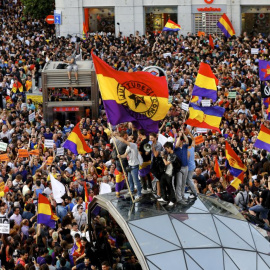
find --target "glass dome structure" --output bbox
[89,192,270,270]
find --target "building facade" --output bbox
[55,0,270,37]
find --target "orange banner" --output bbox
[195,135,204,145]
[0,154,9,161]
[29,149,39,156]
[47,156,54,165]
[18,149,29,158]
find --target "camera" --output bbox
[125,166,131,173]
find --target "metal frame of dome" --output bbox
[88,192,270,270]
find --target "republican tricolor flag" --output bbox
[217,13,235,38]
[162,19,181,32]
[192,62,218,102]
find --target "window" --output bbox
[194,13,223,35]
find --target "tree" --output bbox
[21,0,54,19]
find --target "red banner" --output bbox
[53,107,79,112]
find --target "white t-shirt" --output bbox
[126,143,140,166]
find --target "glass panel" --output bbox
[129,224,179,256]
[225,249,256,270]
[259,254,270,267]
[224,251,239,270]
[215,215,255,249]
[249,224,270,254]
[111,198,167,221]
[177,214,221,245]
[184,252,203,270]
[147,260,161,270]
[213,217,254,250]
[147,250,186,270]
[189,197,210,212]
[257,254,270,270]
[171,218,219,248]
[129,215,181,247]
[186,248,223,269]
[199,195,245,220]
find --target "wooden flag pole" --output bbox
[108,123,135,203]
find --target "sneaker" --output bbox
[183,197,189,202]
[189,194,197,200]
[69,79,72,84]
[157,198,167,203]
[153,194,161,199]
[134,196,142,203]
[168,201,174,207]
[75,79,79,84]
[141,189,148,194]
[178,199,188,205]
[147,188,152,192]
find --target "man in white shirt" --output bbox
[114,133,142,201]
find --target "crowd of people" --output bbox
[0,0,269,269]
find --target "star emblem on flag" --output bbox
[261,64,270,80]
[128,94,146,108]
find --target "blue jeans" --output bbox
[128,165,142,196]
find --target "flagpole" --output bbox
[108,123,135,203]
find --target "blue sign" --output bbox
[54,10,61,25]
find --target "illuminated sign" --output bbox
[197,7,221,11]
[53,107,80,112]
[204,0,214,4]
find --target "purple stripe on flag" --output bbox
[217,22,232,38]
[259,60,270,81]
[115,180,125,193]
[192,86,217,101]
[37,213,56,228]
[103,100,159,134]
[162,27,180,32]
[254,139,270,152]
[62,140,78,155]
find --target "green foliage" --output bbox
[21,0,54,19]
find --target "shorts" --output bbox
[67,64,78,72]
[249,204,269,219]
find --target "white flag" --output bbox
[50,173,66,203]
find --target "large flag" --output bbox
[63,123,92,155]
[37,194,59,228]
[192,62,218,101]
[225,141,247,177]
[254,124,270,152]
[214,158,222,178]
[92,53,171,133]
[11,81,23,93]
[227,171,244,194]
[185,103,225,133]
[50,173,66,203]
[217,13,235,38]
[162,19,181,32]
[259,60,270,81]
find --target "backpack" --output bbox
[239,191,249,210]
[220,191,234,204]
[171,154,182,175]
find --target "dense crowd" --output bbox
[0,0,270,269]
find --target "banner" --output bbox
[29,149,39,156]
[0,154,9,161]
[0,218,10,234]
[201,100,211,107]
[228,91,237,98]
[0,142,7,152]
[47,156,54,165]
[18,149,29,158]
[195,135,204,145]
[196,128,208,133]
[181,102,189,111]
[56,148,64,156]
[45,140,54,148]
[28,112,35,122]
